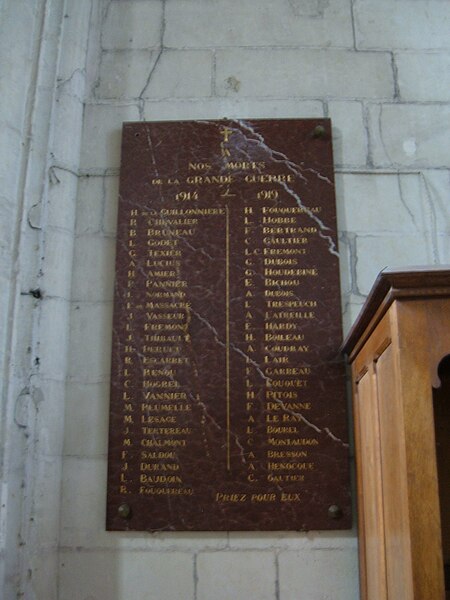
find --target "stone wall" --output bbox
[1,0,449,598]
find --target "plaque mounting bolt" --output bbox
[313,125,326,138]
[328,504,343,519]
[118,503,131,519]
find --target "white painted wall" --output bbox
[1,0,449,598]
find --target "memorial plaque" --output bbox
[107,119,351,531]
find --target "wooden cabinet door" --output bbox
[352,300,447,600]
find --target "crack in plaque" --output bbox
[179,237,216,262]
[200,119,340,258]
[190,307,348,448]
[236,119,339,255]
[145,129,163,181]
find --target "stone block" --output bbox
[396,52,450,102]
[355,234,431,295]
[5,292,34,381]
[52,90,84,171]
[143,98,324,122]
[227,529,357,551]
[80,103,140,171]
[0,275,10,375]
[1,73,27,138]
[63,381,109,457]
[57,0,91,80]
[39,298,71,381]
[0,1,36,128]
[30,454,63,546]
[0,125,22,197]
[47,169,78,232]
[369,104,450,168]
[59,548,194,600]
[279,548,359,599]
[437,234,450,264]
[354,0,450,50]
[28,548,59,600]
[35,378,66,457]
[141,50,213,99]
[216,49,394,99]
[337,173,423,234]
[197,551,276,600]
[329,101,368,167]
[0,197,14,278]
[337,231,353,299]
[67,302,113,383]
[165,0,353,48]
[102,176,120,235]
[96,50,155,99]
[42,229,74,299]
[60,456,108,541]
[102,0,164,49]
[415,170,450,263]
[71,234,116,303]
[75,176,104,234]
[342,299,366,337]
[405,170,450,234]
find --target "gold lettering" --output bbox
[245,173,294,184]
[188,162,211,171]
[226,161,265,170]
[267,474,304,482]
[251,493,276,502]
[281,493,302,502]
[215,493,247,503]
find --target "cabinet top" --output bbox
[342,266,450,356]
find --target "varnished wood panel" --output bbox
[375,341,413,599]
[356,367,387,600]
[352,373,368,599]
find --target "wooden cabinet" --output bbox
[343,268,450,600]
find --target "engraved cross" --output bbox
[220,126,233,142]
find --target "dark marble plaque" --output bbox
[106,119,351,531]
